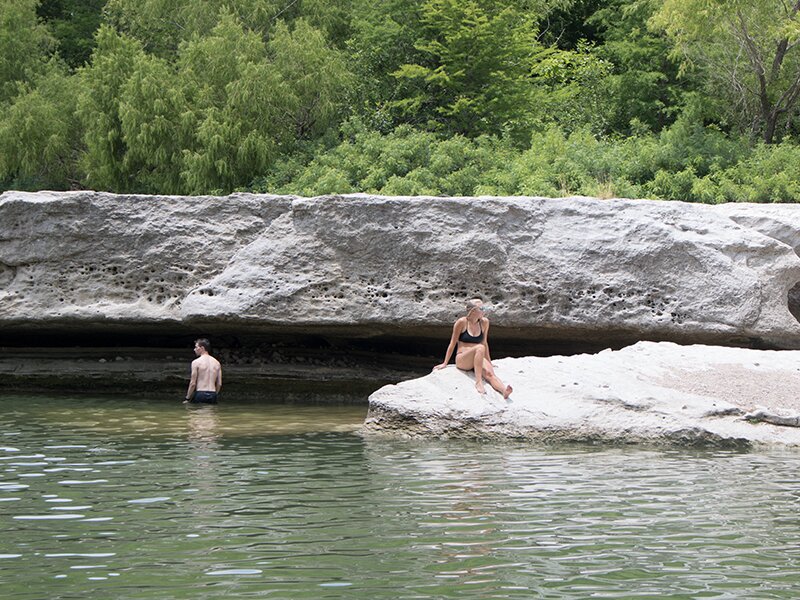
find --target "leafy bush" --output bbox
[252,120,512,196]
[698,141,800,203]
[252,117,799,204]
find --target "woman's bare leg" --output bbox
[472,346,486,393]
[483,360,513,399]
[456,345,487,394]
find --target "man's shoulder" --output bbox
[200,355,221,368]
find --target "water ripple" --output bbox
[206,569,263,576]
[14,514,85,520]
[128,497,171,504]
[3,395,800,599]
[57,479,108,485]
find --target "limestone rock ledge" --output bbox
[1,191,799,349]
[363,342,800,447]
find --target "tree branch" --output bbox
[731,10,776,128]
[732,11,767,84]
[771,39,789,81]
[776,72,800,112]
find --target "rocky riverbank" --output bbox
[2,191,799,409]
[364,342,800,446]
[0,343,429,400]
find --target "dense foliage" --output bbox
[2,0,799,201]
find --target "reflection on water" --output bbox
[2,394,800,599]
[187,405,221,444]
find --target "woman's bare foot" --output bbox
[475,380,486,394]
[503,385,513,399]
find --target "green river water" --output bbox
[2,393,800,599]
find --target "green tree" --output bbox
[176,13,277,193]
[652,0,800,142]
[0,66,82,189]
[37,0,105,69]
[104,0,354,56]
[74,9,354,194]
[177,14,353,193]
[0,0,56,103]
[118,53,188,193]
[282,0,355,47]
[391,0,542,138]
[588,0,689,134]
[266,19,354,140]
[529,42,613,134]
[77,25,144,191]
[346,0,427,130]
[104,0,279,56]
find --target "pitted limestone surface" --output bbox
[0,190,291,322]
[179,195,799,347]
[1,191,799,347]
[0,262,15,287]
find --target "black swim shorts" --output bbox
[191,391,218,404]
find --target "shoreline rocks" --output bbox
[0,344,426,398]
[363,342,800,447]
[3,191,800,438]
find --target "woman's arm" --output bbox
[434,319,463,370]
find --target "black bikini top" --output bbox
[458,320,484,344]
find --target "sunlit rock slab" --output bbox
[0,190,292,326]
[180,194,800,346]
[1,191,799,347]
[363,342,800,446]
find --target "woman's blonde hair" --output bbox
[465,298,483,312]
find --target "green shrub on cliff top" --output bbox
[692,141,800,203]
[254,121,511,196]
[253,116,798,203]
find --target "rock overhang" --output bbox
[0,191,798,351]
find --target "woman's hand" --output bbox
[433,363,448,371]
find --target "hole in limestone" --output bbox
[0,263,17,287]
[790,281,800,324]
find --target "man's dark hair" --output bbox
[195,338,211,353]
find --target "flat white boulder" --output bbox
[364,341,800,446]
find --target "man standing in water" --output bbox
[184,338,222,404]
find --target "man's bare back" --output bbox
[193,354,222,391]
[185,339,222,404]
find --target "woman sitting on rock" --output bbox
[434,298,513,399]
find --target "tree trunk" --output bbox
[763,110,778,144]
